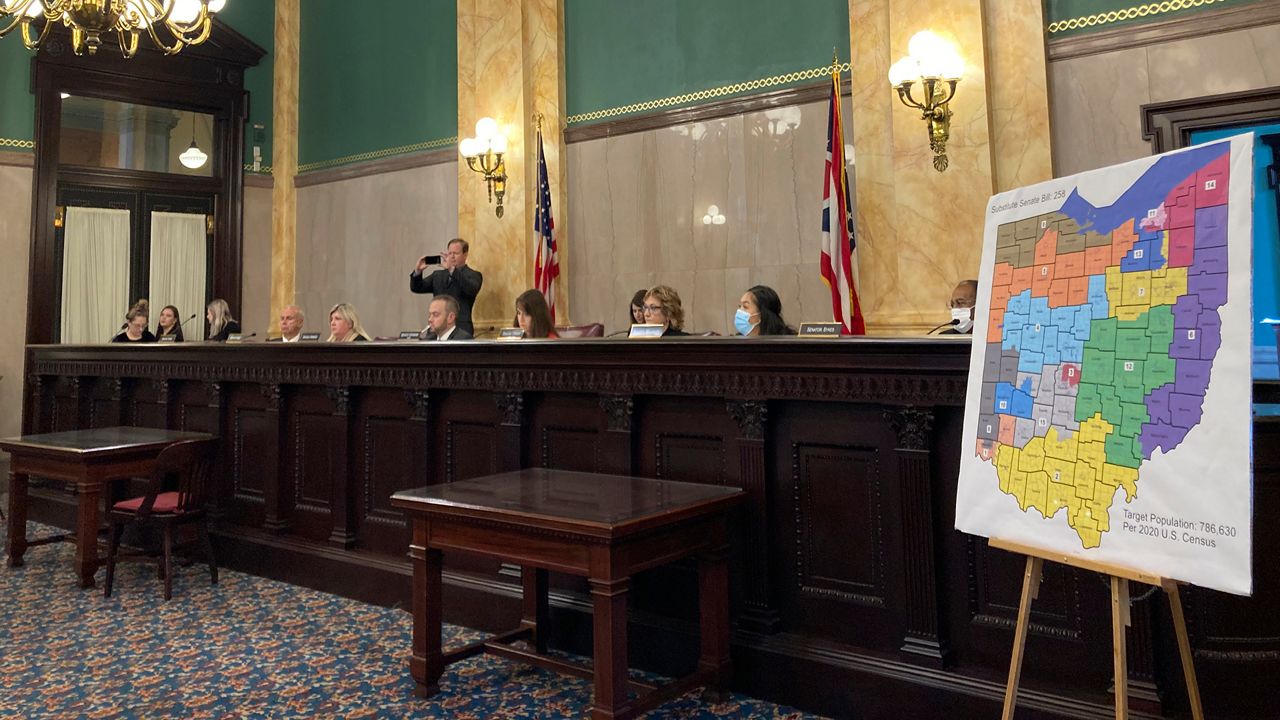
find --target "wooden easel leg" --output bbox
[1111,577,1130,720]
[1163,581,1205,720]
[1002,555,1043,720]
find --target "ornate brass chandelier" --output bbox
[0,0,225,58]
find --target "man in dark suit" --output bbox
[421,296,473,341]
[410,237,483,335]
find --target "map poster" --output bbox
[956,135,1254,596]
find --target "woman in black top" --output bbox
[642,285,690,337]
[206,298,242,342]
[156,304,185,342]
[111,299,157,343]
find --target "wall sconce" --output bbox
[888,31,964,172]
[702,205,725,225]
[459,117,508,218]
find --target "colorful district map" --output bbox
[972,142,1233,551]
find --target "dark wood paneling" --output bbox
[19,341,1280,720]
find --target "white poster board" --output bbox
[956,136,1254,595]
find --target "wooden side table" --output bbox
[392,468,744,720]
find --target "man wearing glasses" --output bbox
[937,279,978,335]
[410,237,484,336]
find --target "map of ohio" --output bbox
[974,142,1230,549]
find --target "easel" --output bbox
[993,538,1205,720]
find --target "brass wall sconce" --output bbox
[888,31,964,172]
[459,117,508,218]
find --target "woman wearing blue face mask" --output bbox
[734,285,793,336]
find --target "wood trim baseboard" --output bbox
[565,77,852,145]
[1047,1,1280,62]
[294,146,456,188]
[0,151,35,168]
[244,173,273,188]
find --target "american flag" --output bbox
[534,126,560,322]
[820,71,865,335]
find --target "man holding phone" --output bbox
[409,237,483,335]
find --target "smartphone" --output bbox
[422,254,442,265]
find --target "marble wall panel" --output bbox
[985,0,1054,192]
[567,97,859,336]
[0,164,31,437]
[295,162,458,340]
[1048,22,1280,177]
[242,184,273,334]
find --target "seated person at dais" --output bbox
[629,289,647,326]
[421,295,473,341]
[112,299,156,343]
[935,279,977,335]
[734,285,794,337]
[642,285,689,337]
[327,303,372,342]
[206,298,242,342]
[515,289,558,339]
[279,304,305,342]
[155,304,185,342]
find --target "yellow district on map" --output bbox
[988,415,1138,548]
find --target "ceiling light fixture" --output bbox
[0,0,226,58]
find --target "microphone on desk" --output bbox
[928,319,960,334]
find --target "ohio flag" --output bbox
[534,126,560,322]
[820,71,865,335]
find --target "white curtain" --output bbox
[61,207,131,344]
[149,211,208,341]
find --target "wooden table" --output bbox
[391,468,744,720]
[2,426,214,587]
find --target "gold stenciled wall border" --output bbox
[297,135,458,173]
[566,61,852,125]
[0,138,34,149]
[1047,0,1226,33]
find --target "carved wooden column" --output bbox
[598,394,633,475]
[205,381,226,519]
[494,391,524,472]
[727,398,780,633]
[98,377,127,428]
[327,386,355,548]
[23,373,47,434]
[405,389,432,487]
[261,383,290,532]
[887,405,951,667]
[149,378,174,429]
[56,376,86,431]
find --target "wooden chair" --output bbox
[103,438,219,601]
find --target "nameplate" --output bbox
[497,327,525,341]
[157,336,177,343]
[227,333,245,343]
[399,331,423,341]
[628,324,665,339]
[300,332,321,342]
[798,322,842,337]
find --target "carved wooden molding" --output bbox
[1141,86,1280,154]
[326,385,351,416]
[598,394,633,432]
[494,391,524,427]
[727,399,768,440]
[259,383,282,410]
[404,389,430,420]
[30,358,970,406]
[886,406,934,452]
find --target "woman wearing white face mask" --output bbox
[734,285,794,336]
[935,279,978,335]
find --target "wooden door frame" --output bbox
[24,20,264,345]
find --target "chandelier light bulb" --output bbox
[458,137,479,158]
[907,30,947,62]
[490,133,507,155]
[474,117,498,141]
[179,140,207,169]
[168,0,203,24]
[887,56,918,86]
[209,0,226,12]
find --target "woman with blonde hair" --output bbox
[642,285,689,337]
[112,299,156,343]
[327,303,372,342]
[206,298,242,342]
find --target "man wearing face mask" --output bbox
[934,279,977,335]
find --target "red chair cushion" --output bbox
[113,491,184,514]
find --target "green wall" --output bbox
[565,0,850,122]
[0,6,274,165]
[0,37,34,149]
[1047,0,1265,36]
[216,0,275,171]
[298,0,457,170]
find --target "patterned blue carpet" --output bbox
[0,523,821,719]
